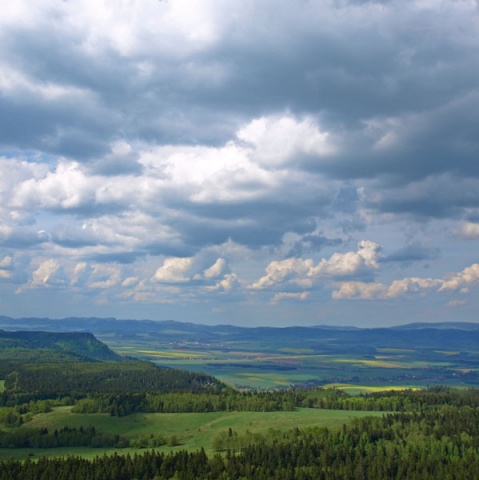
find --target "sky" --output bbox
[1,0,479,328]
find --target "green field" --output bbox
[0,407,382,461]
[108,341,477,390]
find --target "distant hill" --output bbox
[0,329,224,398]
[1,316,479,352]
[392,322,479,331]
[0,330,123,364]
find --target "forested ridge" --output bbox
[0,330,122,364]
[2,361,223,399]
[0,330,225,405]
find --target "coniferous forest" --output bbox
[1,388,479,479]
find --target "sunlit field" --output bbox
[108,341,476,390]
[0,407,383,461]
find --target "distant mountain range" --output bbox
[0,316,479,353]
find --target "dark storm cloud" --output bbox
[287,234,343,257]
[0,228,48,249]
[382,242,440,264]
[363,174,479,219]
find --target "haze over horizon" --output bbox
[1,0,479,328]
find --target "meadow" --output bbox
[0,406,383,461]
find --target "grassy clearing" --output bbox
[278,348,315,354]
[136,350,211,359]
[376,348,416,354]
[0,407,383,461]
[214,371,319,389]
[0,381,4,393]
[323,384,422,395]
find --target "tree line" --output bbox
[1,361,223,404]
[0,426,126,449]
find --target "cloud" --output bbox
[250,240,381,290]
[458,222,479,239]
[236,115,335,168]
[152,257,195,283]
[446,299,466,308]
[250,257,314,290]
[271,292,309,304]
[333,263,479,300]
[440,264,479,293]
[205,273,239,292]
[2,113,345,263]
[0,256,12,279]
[0,224,47,249]
[203,258,226,279]
[1,1,479,325]
[286,232,343,257]
[122,276,139,288]
[88,264,122,289]
[361,174,479,219]
[70,262,87,287]
[11,160,96,211]
[382,241,440,263]
[17,258,61,292]
[332,281,388,300]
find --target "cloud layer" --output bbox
[1,0,479,326]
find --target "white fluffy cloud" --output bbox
[88,264,122,289]
[205,273,239,292]
[459,222,479,239]
[203,258,226,279]
[237,115,335,168]
[17,259,61,293]
[0,256,12,279]
[250,241,381,291]
[440,264,479,293]
[332,264,479,300]
[152,257,195,284]
[271,292,310,304]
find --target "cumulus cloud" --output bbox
[205,273,239,292]
[152,257,195,283]
[382,241,440,263]
[250,241,381,290]
[271,292,310,304]
[16,258,61,293]
[31,259,60,286]
[440,264,479,293]
[0,256,12,279]
[203,258,227,279]
[237,115,335,168]
[88,264,122,289]
[70,262,87,287]
[458,222,479,239]
[333,263,479,300]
